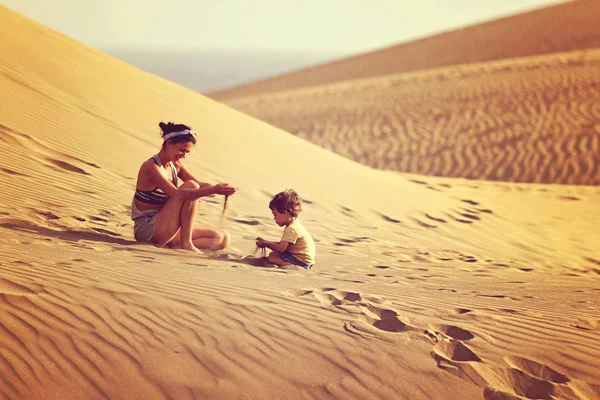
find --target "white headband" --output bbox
[163,129,199,142]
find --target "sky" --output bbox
[3,0,567,54]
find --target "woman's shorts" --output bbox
[281,251,313,270]
[132,200,159,242]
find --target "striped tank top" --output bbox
[134,154,178,206]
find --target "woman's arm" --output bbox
[175,161,212,188]
[147,162,234,200]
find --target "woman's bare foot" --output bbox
[182,243,202,253]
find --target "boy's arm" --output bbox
[256,237,289,253]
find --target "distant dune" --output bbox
[223,49,600,184]
[105,48,344,92]
[208,0,599,100]
[1,5,600,400]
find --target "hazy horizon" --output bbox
[104,47,346,92]
[3,1,568,91]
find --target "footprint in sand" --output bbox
[0,167,28,176]
[459,255,478,263]
[431,340,481,363]
[454,308,472,315]
[91,227,122,237]
[585,257,600,266]
[397,254,412,263]
[2,127,100,177]
[12,260,32,266]
[483,369,555,400]
[425,213,447,223]
[281,289,314,298]
[476,294,520,301]
[482,356,577,400]
[558,196,581,201]
[35,210,60,220]
[410,217,437,229]
[430,324,475,341]
[295,288,421,336]
[438,288,458,293]
[374,211,401,223]
[311,288,363,307]
[333,242,350,247]
[45,158,91,175]
[232,218,261,226]
[461,199,480,206]
[57,261,73,267]
[571,318,599,331]
[459,211,481,221]
[445,212,473,224]
[336,237,372,244]
[427,325,484,380]
[361,304,419,333]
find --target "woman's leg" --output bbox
[168,227,231,251]
[151,180,199,248]
[199,229,229,250]
[178,183,201,251]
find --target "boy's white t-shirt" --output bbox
[281,219,315,265]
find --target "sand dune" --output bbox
[222,49,600,184]
[1,6,600,400]
[208,0,599,100]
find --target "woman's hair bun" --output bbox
[159,121,173,132]
[158,121,190,136]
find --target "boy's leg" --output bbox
[268,251,303,270]
[268,251,290,266]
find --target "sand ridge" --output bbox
[222,49,600,184]
[207,0,599,100]
[1,5,600,400]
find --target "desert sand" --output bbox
[208,0,600,100]
[220,49,600,184]
[1,5,599,400]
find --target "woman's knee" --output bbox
[221,231,231,248]
[215,230,230,250]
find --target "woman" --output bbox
[132,121,236,252]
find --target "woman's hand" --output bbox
[212,183,236,196]
[255,237,267,248]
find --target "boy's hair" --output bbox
[269,189,302,217]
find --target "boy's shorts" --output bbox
[281,251,312,270]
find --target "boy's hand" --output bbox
[255,237,267,248]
